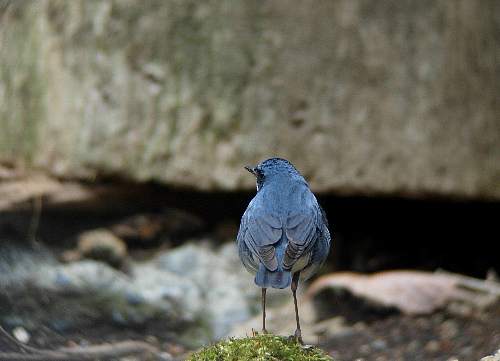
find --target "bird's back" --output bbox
[237,176,330,289]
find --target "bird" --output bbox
[237,157,331,343]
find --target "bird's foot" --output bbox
[252,328,268,337]
[288,329,303,345]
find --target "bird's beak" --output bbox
[244,165,256,176]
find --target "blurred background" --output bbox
[0,1,499,360]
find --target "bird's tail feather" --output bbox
[255,263,291,289]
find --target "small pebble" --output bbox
[353,322,367,331]
[79,340,90,347]
[145,335,158,344]
[157,352,174,361]
[12,326,30,344]
[371,339,387,350]
[425,340,440,353]
[440,320,458,339]
[360,344,371,354]
[407,340,420,352]
[66,340,78,347]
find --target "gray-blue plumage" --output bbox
[237,158,331,289]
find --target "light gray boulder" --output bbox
[157,242,262,339]
[0,242,275,344]
[0,251,186,329]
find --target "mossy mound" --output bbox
[187,333,333,361]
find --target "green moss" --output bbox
[187,334,333,361]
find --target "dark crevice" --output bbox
[1,180,498,278]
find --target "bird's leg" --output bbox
[261,287,267,334]
[291,272,303,344]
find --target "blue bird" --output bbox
[237,158,331,343]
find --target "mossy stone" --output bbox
[187,333,333,361]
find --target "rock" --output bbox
[424,340,440,353]
[186,334,332,361]
[371,339,387,351]
[60,249,81,263]
[439,319,458,340]
[43,260,187,325]
[157,352,174,361]
[1,1,499,199]
[481,350,500,361]
[0,241,270,345]
[12,326,30,344]
[310,271,500,327]
[312,317,353,340]
[0,243,56,290]
[0,246,188,334]
[0,173,61,211]
[156,242,269,339]
[130,263,203,322]
[309,271,462,318]
[62,228,128,268]
[110,209,204,246]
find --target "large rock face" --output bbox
[1,1,499,198]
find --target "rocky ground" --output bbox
[1,308,499,361]
[0,174,499,360]
[0,234,499,361]
[322,311,500,361]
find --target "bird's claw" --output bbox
[252,328,268,337]
[288,329,303,344]
[294,329,303,345]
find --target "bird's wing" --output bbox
[283,195,324,270]
[238,205,282,272]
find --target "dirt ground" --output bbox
[322,308,500,361]
[1,304,498,360]
[0,176,498,361]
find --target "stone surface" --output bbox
[0,253,184,329]
[12,326,30,344]
[308,270,500,321]
[1,1,499,199]
[309,271,461,315]
[62,228,128,268]
[156,242,271,339]
[481,350,500,361]
[0,241,268,344]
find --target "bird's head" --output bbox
[245,158,303,191]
